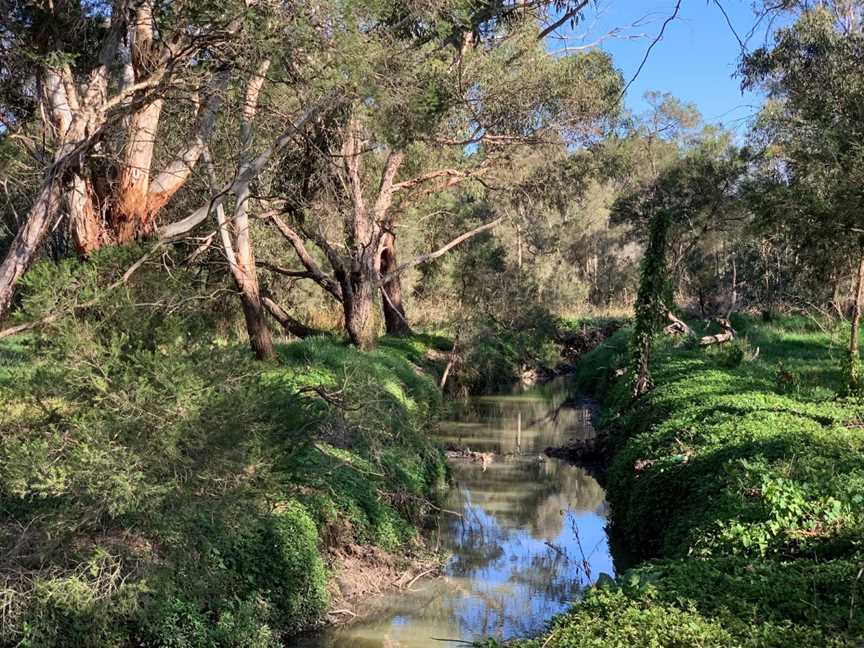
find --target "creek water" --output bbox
[300,380,613,647]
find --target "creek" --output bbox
[301,379,613,647]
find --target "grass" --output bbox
[0,247,451,647]
[508,314,864,647]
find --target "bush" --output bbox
[0,248,448,646]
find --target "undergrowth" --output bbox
[0,246,449,647]
[509,314,864,647]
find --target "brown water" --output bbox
[299,380,613,647]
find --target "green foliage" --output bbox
[455,305,560,394]
[530,316,864,647]
[0,251,448,646]
[629,210,671,396]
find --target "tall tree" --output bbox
[742,5,864,386]
[261,3,620,348]
[0,0,241,321]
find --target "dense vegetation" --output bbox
[3,0,864,646]
[0,248,449,646]
[511,315,864,647]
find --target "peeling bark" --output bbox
[66,173,102,255]
[0,180,64,319]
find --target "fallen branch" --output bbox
[699,318,736,347]
[663,309,694,337]
[0,244,163,339]
[404,567,438,590]
[440,333,460,391]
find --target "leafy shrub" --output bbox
[0,248,448,646]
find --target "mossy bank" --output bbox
[509,315,864,647]
[0,248,449,647]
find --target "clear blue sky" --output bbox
[556,0,789,134]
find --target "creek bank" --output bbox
[0,308,453,648]
[519,318,625,387]
[508,315,864,647]
[323,543,445,622]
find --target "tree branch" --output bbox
[261,294,322,338]
[391,167,474,193]
[269,215,343,302]
[537,0,590,40]
[376,217,503,287]
[158,90,343,240]
[147,67,232,206]
[372,150,405,220]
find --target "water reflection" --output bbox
[300,381,613,648]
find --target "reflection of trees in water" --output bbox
[440,505,586,639]
[441,387,595,457]
[444,457,605,537]
[302,390,611,648]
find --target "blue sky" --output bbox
[556,0,789,134]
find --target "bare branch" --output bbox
[391,168,475,193]
[376,217,503,287]
[158,90,344,240]
[148,68,232,204]
[269,215,343,302]
[619,0,682,102]
[372,150,406,220]
[261,294,321,338]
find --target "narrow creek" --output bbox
[301,379,614,647]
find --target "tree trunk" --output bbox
[239,283,274,360]
[112,1,163,243]
[232,184,274,360]
[65,172,102,255]
[213,182,275,361]
[379,232,411,335]
[0,180,64,321]
[342,266,377,350]
[848,252,864,388]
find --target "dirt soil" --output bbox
[325,542,442,621]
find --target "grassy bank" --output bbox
[514,315,864,647]
[0,249,449,647]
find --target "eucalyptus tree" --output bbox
[742,5,864,386]
[256,1,621,348]
[0,0,250,321]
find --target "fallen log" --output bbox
[663,310,694,336]
[699,318,735,347]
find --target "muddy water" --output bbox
[301,380,613,647]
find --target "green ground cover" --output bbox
[0,248,449,647]
[511,315,864,647]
